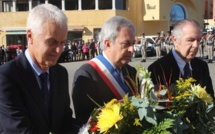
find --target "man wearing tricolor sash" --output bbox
[72,16,138,125]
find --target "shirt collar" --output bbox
[25,49,49,76]
[102,51,118,69]
[171,48,192,73]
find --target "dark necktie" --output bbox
[116,67,124,82]
[184,63,191,78]
[116,67,121,75]
[39,72,50,111]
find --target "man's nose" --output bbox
[128,45,134,53]
[55,45,64,53]
[193,40,199,48]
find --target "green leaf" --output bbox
[87,94,101,108]
[138,107,147,120]
[131,96,157,125]
[131,96,148,108]
[145,106,157,125]
[206,103,214,113]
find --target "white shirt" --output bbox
[171,48,192,76]
[102,52,124,82]
[25,49,50,89]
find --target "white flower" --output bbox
[78,124,90,134]
[140,78,154,99]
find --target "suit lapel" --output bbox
[190,59,200,81]
[168,51,182,81]
[16,54,50,124]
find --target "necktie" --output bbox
[116,67,124,82]
[39,72,50,111]
[184,63,191,78]
[116,67,121,75]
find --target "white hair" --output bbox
[26,4,68,36]
[98,16,136,50]
[171,19,202,42]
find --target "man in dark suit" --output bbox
[72,16,138,125]
[148,19,214,99]
[0,4,79,134]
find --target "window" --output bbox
[65,0,78,10]
[2,0,41,12]
[6,34,27,47]
[67,32,83,42]
[116,0,126,10]
[99,0,111,10]
[99,0,127,10]
[16,0,28,11]
[204,0,213,19]
[82,0,95,10]
[32,1,40,9]
[3,1,12,12]
[170,4,186,21]
[49,0,61,9]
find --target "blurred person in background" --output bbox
[206,29,214,63]
[154,32,162,59]
[140,32,147,62]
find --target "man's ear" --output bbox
[26,29,33,45]
[104,39,111,49]
[172,35,177,46]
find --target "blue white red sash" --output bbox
[87,55,130,99]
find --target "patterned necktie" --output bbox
[116,67,121,75]
[39,72,50,111]
[116,67,124,82]
[184,63,191,78]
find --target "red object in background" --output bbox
[7,44,24,50]
[7,44,24,59]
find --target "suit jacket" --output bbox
[0,53,79,134]
[72,58,137,125]
[148,50,214,99]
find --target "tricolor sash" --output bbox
[87,55,131,99]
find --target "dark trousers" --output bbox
[83,52,89,60]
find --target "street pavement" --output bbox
[60,56,215,117]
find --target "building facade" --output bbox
[204,0,215,31]
[0,0,205,47]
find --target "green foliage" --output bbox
[143,119,174,134]
[82,67,215,134]
[131,96,157,125]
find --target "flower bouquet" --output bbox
[78,65,215,134]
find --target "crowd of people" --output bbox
[0,3,214,134]
[0,45,25,65]
[59,38,100,63]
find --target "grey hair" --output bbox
[26,4,68,36]
[98,16,136,50]
[171,19,202,42]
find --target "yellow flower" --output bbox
[173,91,192,101]
[123,94,129,104]
[133,118,142,127]
[191,84,213,104]
[97,103,123,133]
[129,104,135,111]
[105,99,117,108]
[176,78,196,92]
